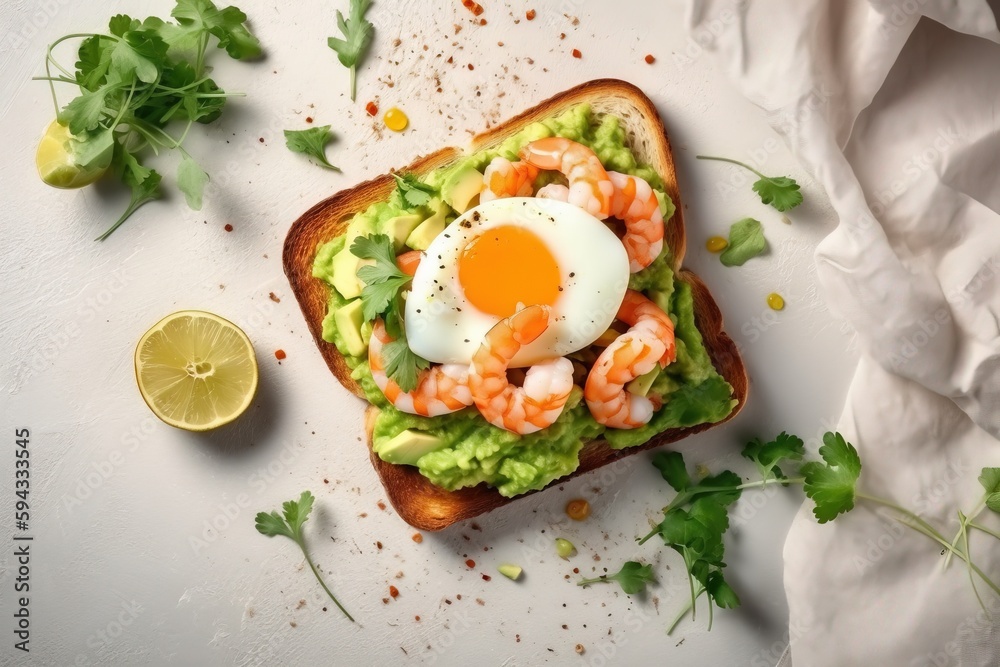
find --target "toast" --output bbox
[283,79,748,531]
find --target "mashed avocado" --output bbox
[312,104,734,498]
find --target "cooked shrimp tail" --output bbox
[608,171,665,272]
[369,320,474,416]
[519,137,614,219]
[481,157,539,202]
[468,304,575,434]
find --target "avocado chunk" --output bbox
[406,201,450,250]
[384,213,425,251]
[441,166,484,214]
[375,429,445,465]
[334,298,367,357]
[626,365,662,397]
[330,248,366,299]
[497,564,523,581]
[647,289,671,314]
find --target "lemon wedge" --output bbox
[36,120,109,189]
[135,311,258,431]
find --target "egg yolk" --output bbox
[458,225,561,318]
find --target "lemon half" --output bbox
[135,311,258,431]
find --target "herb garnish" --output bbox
[284,126,340,171]
[696,155,803,212]
[255,491,354,622]
[327,0,374,101]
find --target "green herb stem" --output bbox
[298,537,354,622]
[695,155,766,180]
[944,498,987,569]
[666,585,705,636]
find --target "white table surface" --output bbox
[0,1,857,665]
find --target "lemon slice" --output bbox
[35,120,109,189]
[135,311,258,431]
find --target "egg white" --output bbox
[405,197,630,367]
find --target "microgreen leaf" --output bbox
[578,561,654,595]
[255,491,354,622]
[742,432,804,483]
[801,432,862,523]
[327,0,374,101]
[979,468,1000,513]
[171,0,262,59]
[652,451,690,492]
[284,126,340,171]
[719,217,766,267]
[177,152,209,209]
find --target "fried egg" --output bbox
[405,197,630,367]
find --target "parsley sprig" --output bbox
[577,561,655,595]
[696,155,803,212]
[327,0,374,101]
[255,491,354,622]
[392,173,437,208]
[350,234,429,392]
[601,431,1000,634]
[38,0,260,240]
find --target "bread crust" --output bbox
[283,79,748,531]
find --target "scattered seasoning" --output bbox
[384,107,408,131]
[706,235,728,252]
[258,137,264,143]
[467,63,475,70]
[561,624,568,630]
[415,615,421,621]
[644,54,655,64]
[516,634,521,643]
[412,533,423,543]
[572,567,579,574]
[389,585,399,599]
[274,349,287,360]
[465,559,476,568]
[571,48,582,58]
[526,9,536,20]
[365,101,378,117]
[767,292,786,311]
[377,541,383,550]
[479,18,487,25]
[566,498,591,521]
[576,644,585,655]
[305,116,314,123]
[382,597,389,604]
[224,223,233,232]
[268,292,280,303]
[481,574,491,582]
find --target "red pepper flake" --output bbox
[305,116,314,123]
[481,574,491,582]
[516,634,521,643]
[258,137,264,143]
[526,9,536,20]
[268,291,280,303]
[559,32,566,40]
[415,615,421,621]
[274,349,286,360]
[572,48,582,58]
[376,541,383,550]
[467,63,475,70]
[412,533,423,543]
[365,101,378,116]
[645,54,655,64]
[465,559,476,568]
[479,18,487,25]
[224,223,233,232]
[389,585,399,599]
[456,594,462,600]
[377,501,387,511]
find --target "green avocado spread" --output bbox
[312,103,736,498]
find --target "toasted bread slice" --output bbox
[283,79,748,531]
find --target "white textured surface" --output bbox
[0,1,855,665]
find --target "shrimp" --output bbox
[480,156,539,202]
[608,171,665,272]
[519,137,614,219]
[584,290,676,429]
[369,320,473,417]
[468,304,575,434]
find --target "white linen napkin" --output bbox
[685,1,1000,664]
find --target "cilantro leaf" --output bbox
[171,0,262,59]
[255,491,354,622]
[75,35,114,91]
[742,432,804,483]
[381,336,430,393]
[109,28,167,84]
[177,152,209,209]
[578,561,654,595]
[652,451,690,492]
[696,155,803,212]
[351,234,410,320]
[327,0,374,101]
[284,126,340,171]
[58,81,116,135]
[753,175,803,212]
[393,173,437,208]
[705,570,740,609]
[719,217,766,267]
[979,468,1000,513]
[801,432,862,523]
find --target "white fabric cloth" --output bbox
[685,1,1000,664]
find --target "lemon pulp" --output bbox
[134,311,258,431]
